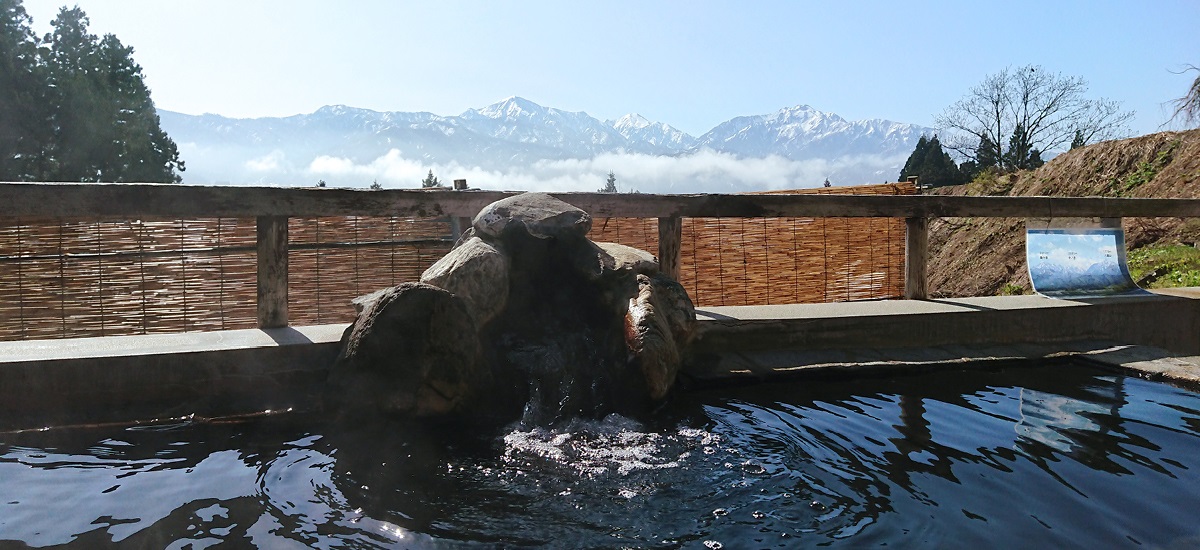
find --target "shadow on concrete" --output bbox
[262,327,316,346]
[695,309,737,321]
[927,300,997,312]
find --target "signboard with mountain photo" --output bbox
[1026,228,1146,298]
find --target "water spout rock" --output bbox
[328,192,696,423]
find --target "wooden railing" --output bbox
[3,182,1200,329]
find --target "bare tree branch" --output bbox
[935,65,1133,169]
[1170,64,1200,127]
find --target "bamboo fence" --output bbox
[588,181,915,306]
[0,181,914,340]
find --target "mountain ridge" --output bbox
[158,96,934,191]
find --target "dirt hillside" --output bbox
[927,129,1200,297]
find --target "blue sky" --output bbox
[20,0,1200,137]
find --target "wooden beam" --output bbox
[256,216,289,328]
[5,183,1200,220]
[905,217,929,300]
[658,216,682,281]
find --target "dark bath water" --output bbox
[4,361,1200,548]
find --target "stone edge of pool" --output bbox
[3,289,1200,431]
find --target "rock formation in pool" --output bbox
[327,192,697,424]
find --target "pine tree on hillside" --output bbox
[898,136,929,181]
[1028,149,1044,169]
[1070,129,1086,150]
[0,2,183,182]
[1002,123,1031,171]
[899,135,965,187]
[975,135,1000,171]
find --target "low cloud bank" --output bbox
[183,146,907,192]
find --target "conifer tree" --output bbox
[421,169,441,188]
[1070,129,1086,150]
[1027,148,1044,169]
[0,2,183,182]
[975,135,1000,170]
[0,0,46,180]
[899,135,965,187]
[898,136,929,181]
[599,170,617,193]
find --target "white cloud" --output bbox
[300,148,908,193]
[245,149,286,172]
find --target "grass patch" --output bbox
[1112,140,1179,196]
[1127,243,1200,288]
[965,168,1013,196]
[999,282,1026,296]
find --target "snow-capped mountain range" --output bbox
[159,96,933,192]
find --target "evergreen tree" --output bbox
[1027,148,1044,169]
[599,170,617,193]
[1003,123,1034,171]
[999,123,1047,171]
[957,159,979,180]
[0,0,47,180]
[0,2,183,182]
[898,136,929,181]
[899,135,964,187]
[975,135,1000,171]
[421,169,441,188]
[1070,129,1086,149]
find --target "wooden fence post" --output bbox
[658,215,682,281]
[449,179,473,240]
[904,216,928,300]
[257,215,289,328]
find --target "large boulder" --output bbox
[625,274,697,400]
[329,283,485,417]
[473,192,591,241]
[420,236,509,326]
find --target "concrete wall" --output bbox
[693,291,1200,356]
[2,291,1198,431]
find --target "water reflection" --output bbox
[661,362,1200,547]
[3,361,1200,547]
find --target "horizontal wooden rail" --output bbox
[4,183,1200,220]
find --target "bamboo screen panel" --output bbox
[587,181,916,307]
[0,216,452,341]
[286,216,453,326]
[0,217,260,340]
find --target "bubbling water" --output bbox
[499,415,714,478]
